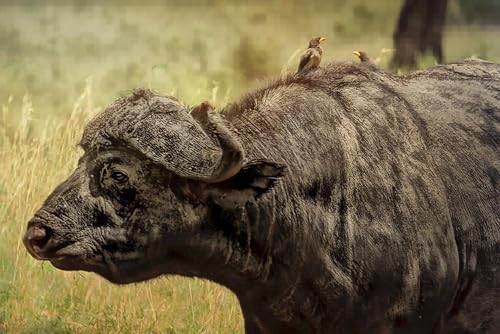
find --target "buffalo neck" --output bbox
[162,189,356,332]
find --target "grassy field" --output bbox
[1,1,499,333]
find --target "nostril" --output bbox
[26,225,52,250]
[28,226,46,241]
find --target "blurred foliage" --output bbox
[232,34,278,82]
[1,0,400,118]
[458,0,500,24]
[0,0,498,120]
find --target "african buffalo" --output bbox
[24,59,499,333]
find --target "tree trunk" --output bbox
[391,0,448,69]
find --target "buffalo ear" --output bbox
[206,159,286,209]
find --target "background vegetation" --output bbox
[1,1,499,333]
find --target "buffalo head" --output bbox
[23,89,285,284]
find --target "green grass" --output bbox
[1,1,499,333]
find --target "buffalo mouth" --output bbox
[24,215,162,284]
[49,255,93,271]
[48,248,155,285]
[47,248,101,270]
[45,249,125,283]
[29,242,107,276]
[24,222,107,274]
[25,212,111,276]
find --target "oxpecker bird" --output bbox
[297,36,326,73]
[353,50,378,70]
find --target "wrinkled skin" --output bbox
[25,59,499,333]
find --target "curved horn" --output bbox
[190,101,245,183]
[81,90,244,183]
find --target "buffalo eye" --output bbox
[111,171,128,183]
[99,165,137,209]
